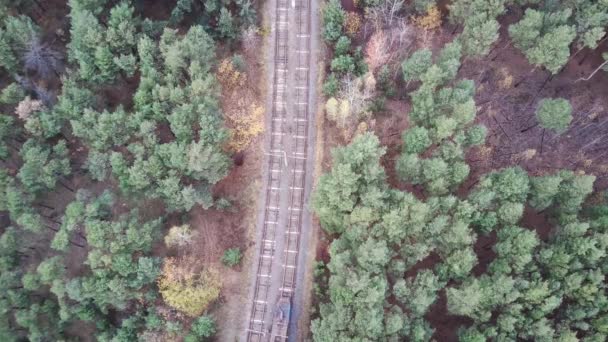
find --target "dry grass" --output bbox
[511,148,536,163]
[218,56,265,153]
[209,5,270,339]
[498,67,514,89]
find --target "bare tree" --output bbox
[365,30,391,72]
[366,0,405,30]
[21,37,63,80]
[14,74,56,107]
[241,26,260,53]
[340,73,377,117]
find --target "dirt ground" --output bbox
[313,6,608,341]
[195,15,268,342]
[458,12,608,192]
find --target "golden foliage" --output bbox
[325,97,351,128]
[217,59,246,91]
[257,25,271,37]
[477,145,493,160]
[325,97,339,120]
[226,104,265,152]
[343,12,363,37]
[412,5,442,31]
[512,149,536,163]
[583,159,593,168]
[158,257,222,317]
[218,55,264,152]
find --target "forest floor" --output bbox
[127,2,271,339]
[200,34,268,342]
[314,5,608,341]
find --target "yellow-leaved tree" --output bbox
[343,12,362,37]
[226,104,265,152]
[217,59,246,90]
[413,5,442,31]
[158,257,222,317]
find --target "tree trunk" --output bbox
[491,41,512,62]
[514,67,538,88]
[69,239,85,248]
[44,224,59,232]
[535,73,554,96]
[520,73,554,126]
[76,231,87,242]
[575,60,608,82]
[35,202,55,210]
[539,129,546,154]
[467,179,479,190]
[520,122,539,133]
[57,178,74,192]
[492,115,510,140]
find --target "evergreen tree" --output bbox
[312,132,388,234]
[18,139,70,194]
[218,7,237,40]
[322,0,345,42]
[0,114,16,158]
[397,44,482,195]
[401,49,432,83]
[68,1,139,83]
[509,9,576,74]
[450,0,506,57]
[535,97,573,133]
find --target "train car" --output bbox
[270,296,291,341]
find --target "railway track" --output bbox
[245,0,312,340]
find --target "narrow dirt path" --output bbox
[241,0,318,340]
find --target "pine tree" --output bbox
[218,7,237,40]
[401,49,432,83]
[322,0,345,42]
[509,9,576,74]
[459,15,500,57]
[535,98,572,133]
[18,139,71,194]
